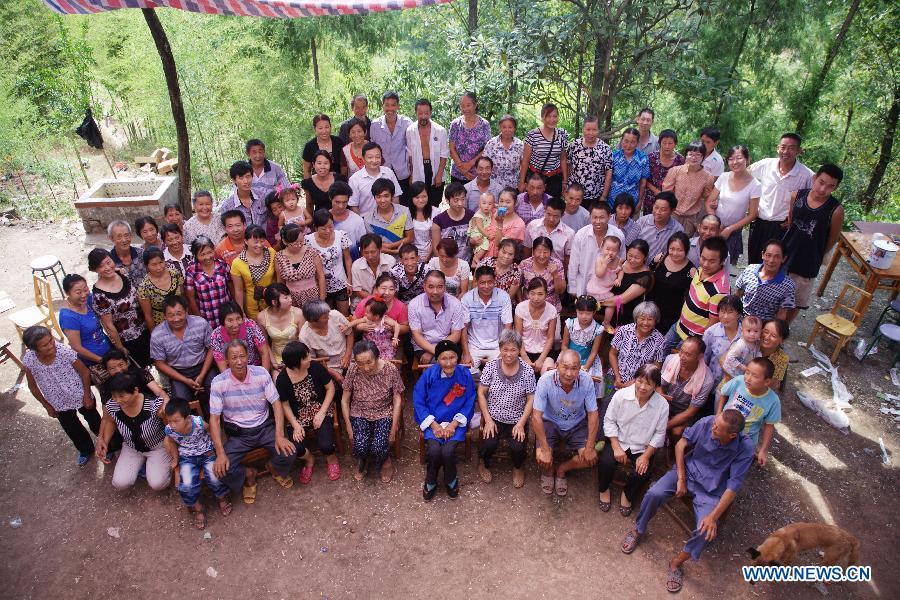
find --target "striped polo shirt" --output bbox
[676,268,729,339]
[209,365,279,429]
[461,287,513,350]
[734,264,796,320]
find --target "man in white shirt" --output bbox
[700,126,724,179]
[524,197,574,265]
[348,142,402,215]
[567,203,624,297]
[464,157,505,212]
[350,233,396,308]
[406,98,449,207]
[330,181,367,260]
[369,91,413,203]
[747,133,813,260]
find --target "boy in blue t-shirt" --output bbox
[716,357,780,467]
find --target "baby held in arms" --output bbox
[586,235,622,332]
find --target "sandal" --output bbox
[268,462,295,489]
[327,462,341,481]
[621,530,640,554]
[666,567,684,593]
[540,474,554,495]
[217,496,233,517]
[554,476,568,497]
[191,506,207,530]
[298,465,314,485]
[242,482,257,505]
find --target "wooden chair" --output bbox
[8,275,64,342]
[241,448,272,477]
[806,284,872,363]
[0,337,24,372]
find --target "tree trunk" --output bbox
[794,0,861,136]
[714,0,755,126]
[468,0,478,34]
[839,102,854,160]
[587,36,608,117]
[310,36,320,88]
[142,8,192,214]
[862,86,898,212]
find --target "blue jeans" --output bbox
[663,323,684,354]
[177,451,230,506]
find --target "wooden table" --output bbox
[817,231,900,301]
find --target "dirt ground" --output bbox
[0,219,897,600]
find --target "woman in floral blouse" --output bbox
[644,129,684,215]
[448,91,492,184]
[276,341,340,482]
[567,116,613,207]
[483,115,524,190]
[88,248,151,367]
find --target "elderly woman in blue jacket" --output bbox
[413,340,476,500]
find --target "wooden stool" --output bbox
[30,255,66,298]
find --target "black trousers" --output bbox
[596,443,652,503]
[287,420,336,456]
[396,176,412,206]
[425,439,459,485]
[479,421,526,469]
[123,329,152,368]
[57,405,102,456]
[747,218,786,263]
[170,363,217,419]
[422,160,445,207]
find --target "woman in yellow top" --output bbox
[257,282,305,369]
[230,225,276,320]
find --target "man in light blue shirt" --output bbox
[460,265,513,370]
[369,91,413,203]
[532,350,599,496]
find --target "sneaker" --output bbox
[76,453,90,466]
[422,483,437,501]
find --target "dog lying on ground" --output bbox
[747,522,860,568]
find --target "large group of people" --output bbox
[20,91,851,593]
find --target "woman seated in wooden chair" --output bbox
[413,340,476,501]
[340,340,405,483]
[276,341,341,483]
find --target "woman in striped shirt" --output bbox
[96,369,171,492]
[519,103,569,199]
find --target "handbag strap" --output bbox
[538,128,557,174]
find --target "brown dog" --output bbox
[747,523,860,568]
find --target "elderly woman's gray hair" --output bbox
[352,339,380,360]
[107,219,132,237]
[632,301,660,323]
[499,329,523,349]
[302,299,331,323]
[22,325,52,351]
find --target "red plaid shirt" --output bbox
[184,259,232,327]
